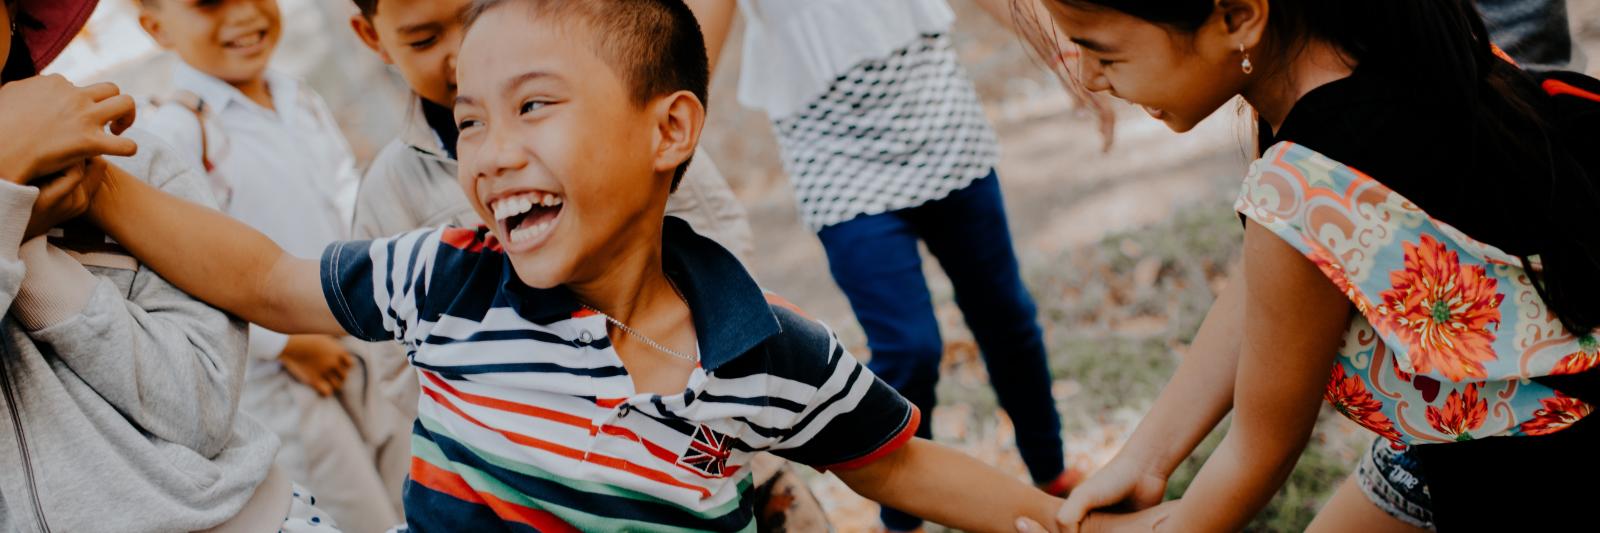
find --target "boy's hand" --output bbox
[280,334,355,397]
[25,157,107,241]
[1053,457,1168,533]
[0,75,138,184]
[1017,501,1178,533]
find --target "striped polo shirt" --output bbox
[320,217,919,531]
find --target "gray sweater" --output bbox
[0,130,278,532]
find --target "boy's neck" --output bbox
[568,235,677,326]
[230,77,275,111]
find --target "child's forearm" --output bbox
[1159,225,1353,532]
[1112,274,1246,478]
[837,439,1062,533]
[88,163,342,336]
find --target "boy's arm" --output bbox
[760,306,1059,532]
[836,439,1063,533]
[86,159,343,336]
[13,237,249,457]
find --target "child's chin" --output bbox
[509,261,569,290]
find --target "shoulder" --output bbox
[727,298,847,383]
[363,139,447,191]
[106,128,219,208]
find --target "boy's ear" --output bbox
[651,90,705,179]
[349,14,393,64]
[138,10,172,49]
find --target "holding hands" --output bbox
[1015,455,1175,533]
[1,75,139,237]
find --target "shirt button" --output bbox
[617,405,631,418]
[578,330,594,344]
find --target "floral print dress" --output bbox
[1236,142,1598,448]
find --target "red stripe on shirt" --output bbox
[410,456,580,532]
[421,371,740,480]
[421,385,715,498]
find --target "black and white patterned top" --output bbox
[772,33,1000,231]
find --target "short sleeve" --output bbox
[763,307,921,470]
[320,227,441,344]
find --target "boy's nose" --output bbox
[479,128,530,179]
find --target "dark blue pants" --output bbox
[817,172,1064,531]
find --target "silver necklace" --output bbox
[581,281,697,363]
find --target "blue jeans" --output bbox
[1478,0,1573,72]
[818,172,1064,531]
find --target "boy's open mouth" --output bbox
[223,30,268,51]
[491,191,564,247]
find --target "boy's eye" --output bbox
[457,118,482,130]
[520,101,547,114]
[1098,59,1116,68]
[408,36,439,50]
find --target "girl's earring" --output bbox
[1240,44,1253,75]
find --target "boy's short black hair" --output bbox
[351,0,378,17]
[464,0,710,189]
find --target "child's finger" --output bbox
[89,94,138,130]
[36,168,87,200]
[1015,517,1046,533]
[92,132,140,158]
[80,81,124,103]
[110,104,138,135]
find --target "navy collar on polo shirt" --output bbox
[497,216,781,371]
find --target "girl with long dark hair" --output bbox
[1009,0,1600,530]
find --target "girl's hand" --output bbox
[1081,500,1179,532]
[0,75,138,184]
[24,157,107,241]
[1054,456,1168,533]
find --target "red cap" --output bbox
[16,0,100,71]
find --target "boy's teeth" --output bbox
[491,192,562,222]
[508,219,556,244]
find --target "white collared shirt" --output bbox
[142,61,362,362]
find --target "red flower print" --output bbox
[1379,235,1505,381]
[1309,249,1370,314]
[1520,393,1593,436]
[1325,365,1403,443]
[1425,384,1488,441]
[1553,335,1600,375]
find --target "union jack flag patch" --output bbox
[677,424,734,477]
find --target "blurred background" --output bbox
[48,1,1600,531]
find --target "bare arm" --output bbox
[837,438,1063,533]
[1155,222,1351,532]
[86,162,343,336]
[682,0,738,74]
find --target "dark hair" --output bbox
[2,4,38,82]
[463,0,709,190]
[1018,0,1600,336]
[351,0,378,17]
